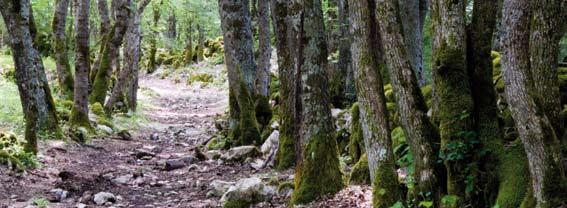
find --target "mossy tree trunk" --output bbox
[183,20,193,65]
[254,0,272,129]
[337,0,355,105]
[105,0,151,114]
[467,0,505,206]
[91,0,111,83]
[501,0,567,206]
[219,0,261,146]
[376,0,442,203]
[69,0,92,129]
[349,0,400,206]
[89,0,131,105]
[430,0,476,202]
[0,0,61,153]
[270,0,301,170]
[398,0,427,86]
[147,0,162,73]
[166,13,177,42]
[52,0,74,98]
[291,0,344,204]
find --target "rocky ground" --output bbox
[0,64,371,208]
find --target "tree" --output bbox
[91,0,111,82]
[349,0,400,206]
[254,0,272,128]
[52,0,74,97]
[147,0,162,73]
[271,0,301,170]
[376,0,442,202]
[291,0,343,204]
[0,0,61,153]
[69,0,92,129]
[501,0,567,206]
[218,0,261,146]
[399,0,427,85]
[90,0,131,105]
[105,0,152,113]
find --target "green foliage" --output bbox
[32,197,49,208]
[187,73,214,86]
[0,75,24,134]
[1,132,39,170]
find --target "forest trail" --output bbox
[0,66,278,208]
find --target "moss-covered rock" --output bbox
[347,103,364,163]
[187,73,214,85]
[349,154,371,185]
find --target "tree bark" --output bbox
[349,0,400,206]
[69,0,92,129]
[291,0,343,204]
[91,0,111,82]
[52,0,74,97]
[166,13,177,41]
[376,0,442,203]
[105,0,151,113]
[271,0,301,170]
[90,0,131,105]
[0,0,61,153]
[337,0,355,105]
[255,0,271,98]
[147,0,162,73]
[219,0,261,146]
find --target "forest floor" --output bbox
[0,63,371,208]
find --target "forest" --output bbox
[0,0,566,207]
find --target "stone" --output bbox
[75,203,87,208]
[112,174,132,185]
[220,177,275,207]
[97,125,113,135]
[221,146,260,162]
[135,150,156,160]
[117,130,132,141]
[48,188,68,202]
[205,150,222,160]
[210,180,235,197]
[270,121,279,130]
[93,192,116,205]
[150,133,160,141]
[165,159,186,171]
[260,131,279,155]
[181,156,198,165]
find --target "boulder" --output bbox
[220,177,275,208]
[96,125,113,135]
[93,192,115,205]
[260,131,279,155]
[48,188,68,202]
[221,146,260,162]
[112,174,132,185]
[210,180,235,197]
[165,159,186,171]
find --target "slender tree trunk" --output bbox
[271,0,301,170]
[52,0,74,97]
[147,0,162,73]
[0,0,61,153]
[376,0,442,203]
[69,0,92,129]
[337,0,355,105]
[501,0,567,207]
[219,0,261,146]
[183,20,193,65]
[291,0,343,204]
[105,0,151,113]
[90,0,131,105]
[349,0,400,206]
[166,13,176,42]
[197,24,205,62]
[91,0,111,82]
[255,0,271,98]
[399,0,427,85]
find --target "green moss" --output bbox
[491,51,501,59]
[495,141,529,208]
[278,181,295,192]
[348,103,364,163]
[91,102,105,117]
[349,153,370,185]
[68,108,92,130]
[421,84,433,108]
[384,84,394,102]
[291,133,344,204]
[255,96,272,130]
[90,34,113,105]
[222,199,252,208]
[187,73,214,85]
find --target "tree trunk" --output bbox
[91,0,111,82]
[376,0,442,203]
[430,0,476,202]
[501,0,567,206]
[218,0,261,146]
[337,0,355,105]
[183,20,193,65]
[271,0,301,170]
[398,0,427,85]
[105,0,151,113]
[529,0,564,143]
[254,0,272,129]
[166,13,176,41]
[52,0,74,97]
[291,0,343,204]
[197,24,205,62]
[69,0,92,129]
[349,0,400,206]
[90,0,131,105]
[147,0,162,73]
[0,0,61,153]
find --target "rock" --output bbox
[97,125,113,135]
[75,203,87,208]
[188,164,198,171]
[210,180,235,197]
[270,121,279,130]
[261,131,279,155]
[181,156,198,165]
[220,177,275,207]
[93,192,116,205]
[117,130,132,141]
[150,133,160,141]
[165,159,186,171]
[206,150,222,160]
[221,146,260,162]
[112,174,132,185]
[135,149,156,160]
[194,147,208,161]
[48,188,68,202]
